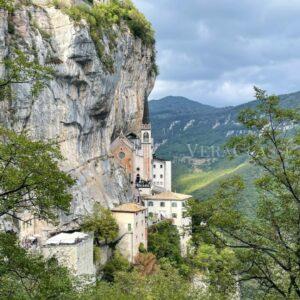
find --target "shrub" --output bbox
[148,220,182,264]
[102,251,132,282]
[82,204,119,245]
[58,0,156,73]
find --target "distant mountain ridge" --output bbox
[149,92,300,208]
[150,92,300,159]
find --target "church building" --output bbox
[110,98,171,198]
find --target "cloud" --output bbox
[133,0,300,106]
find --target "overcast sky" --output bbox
[133,0,300,107]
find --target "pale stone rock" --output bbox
[0,3,155,230]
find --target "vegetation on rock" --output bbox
[56,0,157,74]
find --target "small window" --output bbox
[119,151,125,159]
[172,202,177,207]
[143,132,150,143]
[160,202,165,207]
[160,164,163,168]
[153,164,156,168]
[153,174,156,178]
[160,174,163,179]
[172,213,177,218]
[148,212,153,218]
[182,202,186,207]
[136,222,138,227]
[128,223,132,232]
[148,201,154,207]
[136,167,140,171]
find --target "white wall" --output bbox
[152,159,172,192]
[113,210,147,262]
[42,235,95,283]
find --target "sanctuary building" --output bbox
[110,99,192,254]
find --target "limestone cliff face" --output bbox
[0,3,155,226]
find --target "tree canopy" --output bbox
[148,220,182,264]
[82,204,119,245]
[189,87,300,298]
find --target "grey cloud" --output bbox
[133,0,300,106]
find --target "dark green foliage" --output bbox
[62,0,156,73]
[0,0,14,12]
[80,267,202,299]
[102,251,132,282]
[0,49,53,100]
[148,220,182,264]
[0,127,75,220]
[82,204,119,245]
[0,232,74,299]
[189,88,300,298]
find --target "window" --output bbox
[143,132,150,143]
[153,164,156,168]
[171,202,177,207]
[153,174,156,178]
[160,202,165,207]
[118,151,125,159]
[128,223,132,232]
[182,202,186,207]
[160,164,163,168]
[136,167,140,171]
[160,174,163,179]
[148,212,153,218]
[148,201,154,207]
[172,213,177,218]
[136,222,138,227]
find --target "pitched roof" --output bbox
[144,191,192,201]
[111,203,147,213]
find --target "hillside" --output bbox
[150,93,300,159]
[150,92,300,205]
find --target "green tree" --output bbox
[102,251,132,282]
[0,49,53,100]
[81,266,203,300]
[148,220,182,264]
[190,88,300,298]
[0,0,14,12]
[0,232,75,299]
[82,204,119,245]
[193,244,238,299]
[0,127,75,221]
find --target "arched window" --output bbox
[143,132,150,143]
[136,174,141,183]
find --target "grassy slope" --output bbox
[173,159,260,217]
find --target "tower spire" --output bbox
[142,97,150,125]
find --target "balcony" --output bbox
[136,180,151,189]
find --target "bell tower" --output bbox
[141,98,153,181]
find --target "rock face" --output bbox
[0,3,155,226]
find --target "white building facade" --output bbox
[143,192,192,255]
[152,158,172,192]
